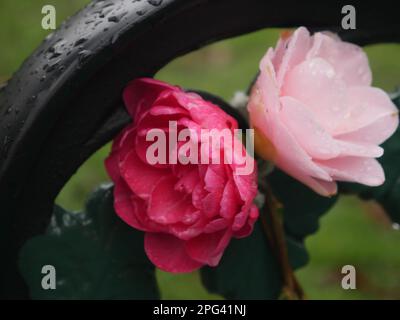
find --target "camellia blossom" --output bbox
[105,78,258,273]
[248,27,399,196]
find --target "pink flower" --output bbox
[248,27,399,196]
[106,78,258,273]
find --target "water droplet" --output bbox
[108,11,127,23]
[102,2,114,8]
[74,37,87,46]
[46,59,61,73]
[111,31,122,44]
[99,7,114,18]
[45,32,54,41]
[3,135,10,146]
[78,50,93,65]
[108,15,119,22]
[29,95,37,103]
[148,0,162,6]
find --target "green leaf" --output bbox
[340,95,400,223]
[19,184,159,299]
[269,169,338,241]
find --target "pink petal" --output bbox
[273,119,332,181]
[120,149,166,199]
[201,192,221,218]
[192,181,207,210]
[174,167,199,193]
[280,96,341,159]
[276,27,312,87]
[174,91,238,131]
[258,48,281,118]
[148,176,196,224]
[105,149,122,182]
[185,230,232,266]
[334,86,399,136]
[336,114,399,145]
[247,50,281,151]
[204,165,225,194]
[150,105,189,117]
[169,217,205,240]
[232,210,248,231]
[234,204,259,238]
[220,179,241,219]
[316,157,385,186]
[279,161,338,196]
[204,218,229,233]
[113,180,152,232]
[144,233,202,273]
[280,96,384,159]
[283,57,348,133]
[117,126,137,162]
[307,32,372,86]
[335,140,383,158]
[123,78,178,118]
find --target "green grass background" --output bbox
[1,0,399,299]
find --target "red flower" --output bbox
[106,78,258,273]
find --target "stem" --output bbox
[260,187,305,300]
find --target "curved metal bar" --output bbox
[0,0,398,298]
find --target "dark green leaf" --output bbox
[19,184,159,299]
[286,235,309,270]
[269,169,338,241]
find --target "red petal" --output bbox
[123,78,178,119]
[186,230,232,266]
[145,233,202,273]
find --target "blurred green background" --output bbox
[1,0,399,300]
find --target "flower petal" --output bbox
[336,113,399,145]
[185,230,232,266]
[307,32,372,86]
[148,176,195,224]
[280,96,341,159]
[273,118,332,181]
[123,78,178,119]
[276,27,312,87]
[145,233,202,273]
[334,86,399,136]
[283,57,348,133]
[317,157,385,186]
[120,149,166,199]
